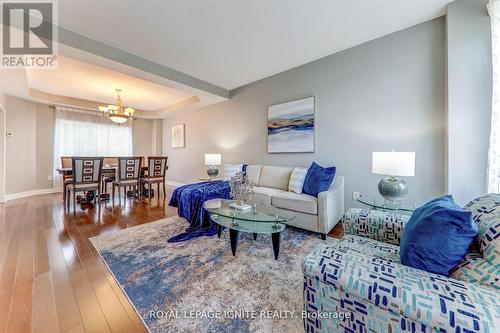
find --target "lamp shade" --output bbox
[205,154,221,166]
[372,151,415,177]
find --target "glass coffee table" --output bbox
[203,199,295,260]
[356,194,417,213]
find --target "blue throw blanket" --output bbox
[168,180,231,242]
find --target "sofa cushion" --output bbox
[288,167,308,194]
[271,191,317,215]
[223,164,243,181]
[450,252,499,289]
[303,162,336,197]
[258,166,293,190]
[463,194,500,267]
[338,235,400,262]
[253,186,285,205]
[246,165,262,185]
[400,195,477,276]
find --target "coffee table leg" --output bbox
[216,224,221,238]
[229,229,239,256]
[253,233,257,240]
[272,232,281,260]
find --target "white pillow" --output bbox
[288,167,308,194]
[223,164,243,180]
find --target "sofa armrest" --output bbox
[302,244,500,332]
[318,175,345,234]
[342,208,409,245]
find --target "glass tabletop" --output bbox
[211,215,286,234]
[356,195,417,212]
[203,199,295,223]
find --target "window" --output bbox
[52,106,133,188]
[488,1,500,193]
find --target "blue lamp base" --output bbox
[378,176,408,202]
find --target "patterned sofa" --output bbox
[302,194,500,332]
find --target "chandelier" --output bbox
[98,89,135,124]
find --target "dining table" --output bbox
[56,165,152,206]
[56,165,149,177]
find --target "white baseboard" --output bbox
[2,182,184,201]
[5,188,61,201]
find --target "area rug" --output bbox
[90,216,337,333]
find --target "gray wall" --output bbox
[132,118,163,159]
[133,118,154,157]
[5,96,53,194]
[35,103,56,190]
[163,18,447,208]
[447,0,492,205]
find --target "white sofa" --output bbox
[246,165,345,238]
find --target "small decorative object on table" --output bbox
[372,151,415,203]
[229,171,254,211]
[204,153,221,178]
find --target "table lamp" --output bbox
[372,151,415,202]
[205,154,221,178]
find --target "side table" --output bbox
[356,194,417,214]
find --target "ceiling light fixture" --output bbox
[98,88,135,124]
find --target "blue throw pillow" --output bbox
[400,195,477,276]
[302,162,336,197]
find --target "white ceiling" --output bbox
[26,56,193,111]
[58,0,452,90]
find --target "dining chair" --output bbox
[61,156,73,207]
[141,156,168,199]
[101,157,118,195]
[112,157,142,206]
[67,157,104,215]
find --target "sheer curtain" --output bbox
[53,106,133,189]
[488,0,500,193]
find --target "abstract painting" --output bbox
[171,124,185,148]
[268,96,315,153]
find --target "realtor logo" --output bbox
[1,0,58,68]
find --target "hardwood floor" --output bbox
[0,188,342,333]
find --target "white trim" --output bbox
[0,104,5,204]
[4,188,61,201]
[165,181,185,188]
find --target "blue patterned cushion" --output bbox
[451,251,499,289]
[464,194,500,262]
[462,194,500,288]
